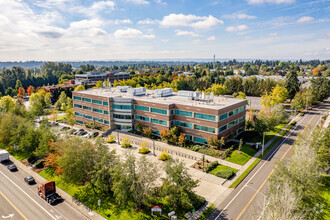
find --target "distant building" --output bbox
[178,72,193,77]
[72,87,246,144]
[75,71,130,83]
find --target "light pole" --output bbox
[202,154,205,172]
[262,132,265,156]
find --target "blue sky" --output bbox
[0,0,329,61]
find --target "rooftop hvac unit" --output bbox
[178,90,193,98]
[128,87,146,96]
[117,86,130,92]
[161,88,173,97]
[210,92,214,102]
[193,91,200,100]
[201,92,205,100]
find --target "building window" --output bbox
[135,115,150,122]
[175,109,192,117]
[104,120,109,125]
[135,105,149,111]
[92,99,102,105]
[76,120,83,124]
[219,113,228,121]
[170,110,174,115]
[82,98,91,103]
[194,124,215,133]
[151,118,167,126]
[170,121,175,126]
[93,108,103,114]
[186,135,192,141]
[228,119,238,128]
[194,113,216,121]
[104,110,109,115]
[151,108,167,115]
[152,130,160,135]
[94,117,103,123]
[83,106,91,111]
[103,101,109,106]
[113,104,132,110]
[239,116,245,123]
[75,112,83,117]
[193,136,207,144]
[113,114,133,120]
[174,120,192,129]
[84,114,92,120]
[239,106,246,113]
[73,96,81,101]
[229,108,239,117]
[74,104,82,108]
[219,125,227,133]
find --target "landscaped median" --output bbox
[229,123,294,188]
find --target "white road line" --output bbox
[0,171,56,220]
[214,112,312,220]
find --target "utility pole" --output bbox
[262,132,265,156]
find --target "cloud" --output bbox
[175,30,199,37]
[223,13,256,20]
[160,13,223,28]
[69,19,103,29]
[114,28,155,38]
[247,0,295,4]
[137,18,160,24]
[108,19,132,25]
[269,33,278,36]
[207,36,216,41]
[154,0,167,5]
[91,1,115,10]
[37,27,65,38]
[125,0,149,5]
[296,16,315,23]
[226,25,248,32]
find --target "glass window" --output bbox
[104,120,109,125]
[219,113,228,121]
[135,115,150,122]
[151,108,167,115]
[104,110,109,115]
[93,108,103,113]
[239,106,246,112]
[152,130,160,135]
[170,110,174,115]
[74,104,82,108]
[113,114,133,120]
[193,136,208,144]
[94,117,103,123]
[151,118,167,126]
[194,113,216,121]
[135,105,149,111]
[229,108,239,117]
[82,98,91,103]
[174,120,192,129]
[113,104,132,110]
[175,109,192,117]
[92,99,102,105]
[73,96,81,101]
[228,119,238,128]
[194,124,215,133]
[83,106,91,111]
[103,101,109,106]
[239,116,245,123]
[84,114,92,120]
[74,112,83,117]
[186,135,192,141]
[219,125,227,133]
[76,120,83,124]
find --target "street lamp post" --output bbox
[262,132,265,156]
[202,154,205,172]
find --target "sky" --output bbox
[0,0,329,61]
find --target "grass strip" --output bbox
[197,204,215,220]
[229,124,293,188]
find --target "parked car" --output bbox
[24,176,35,184]
[60,126,70,130]
[83,133,92,138]
[69,129,77,134]
[91,132,99,137]
[77,131,87,136]
[7,164,17,171]
[73,129,84,135]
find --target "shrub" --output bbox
[205,161,219,173]
[159,150,171,161]
[106,135,115,143]
[28,155,37,164]
[291,121,297,126]
[139,147,150,154]
[35,160,45,169]
[214,170,235,179]
[121,137,131,148]
[222,146,234,159]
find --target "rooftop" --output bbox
[74,87,246,110]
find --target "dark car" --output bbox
[24,176,35,184]
[7,164,17,171]
[78,131,88,136]
[73,129,84,135]
[60,126,70,130]
[92,132,99,137]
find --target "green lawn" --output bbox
[209,165,238,175]
[225,144,256,165]
[56,115,67,122]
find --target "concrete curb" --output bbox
[7,155,105,220]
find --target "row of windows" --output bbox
[113,104,132,110]
[174,120,192,129]
[113,114,133,120]
[151,118,167,126]
[175,109,192,117]
[194,113,216,121]
[219,113,228,121]
[151,108,167,115]
[74,105,108,115]
[73,96,109,106]
[152,130,160,135]
[135,105,149,111]
[194,124,216,134]
[75,112,109,125]
[93,108,103,114]
[220,105,245,121]
[135,115,150,122]
[194,136,208,144]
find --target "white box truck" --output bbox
[0,150,9,162]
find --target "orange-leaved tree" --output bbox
[17,87,25,97]
[26,85,35,96]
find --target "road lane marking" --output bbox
[0,171,57,220]
[235,114,316,220]
[0,190,27,220]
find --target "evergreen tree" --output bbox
[285,70,300,101]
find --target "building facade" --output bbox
[72,87,246,144]
[75,71,130,83]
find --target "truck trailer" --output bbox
[0,150,9,163]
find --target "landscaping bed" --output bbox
[225,144,256,165]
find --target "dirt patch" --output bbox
[191,159,215,172]
[21,159,30,166]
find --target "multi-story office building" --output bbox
[75,71,130,83]
[72,87,246,144]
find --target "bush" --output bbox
[122,142,131,148]
[159,150,171,161]
[28,155,37,163]
[222,146,234,159]
[106,135,115,143]
[214,170,235,179]
[139,147,150,154]
[205,161,219,173]
[291,121,297,126]
[35,160,45,169]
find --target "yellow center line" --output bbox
[235,114,316,220]
[0,189,28,220]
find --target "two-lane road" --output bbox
[208,100,329,220]
[0,162,89,220]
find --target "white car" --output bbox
[82,133,93,138]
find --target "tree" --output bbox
[142,127,152,138]
[234,91,246,99]
[5,87,14,96]
[0,96,16,112]
[271,85,288,105]
[310,77,330,102]
[312,68,320,76]
[26,86,35,96]
[74,85,85,91]
[208,136,220,148]
[291,91,305,111]
[55,91,68,110]
[15,79,23,92]
[94,81,103,88]
[29,90,52,116]
[178,133,186,146]
[50,109,58,122]
[285,70,300,101]
[17,87,25,98]
[205,84,227,96]
[65,108,76,125]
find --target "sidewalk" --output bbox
[8,155,105,220]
